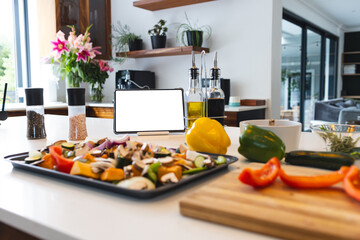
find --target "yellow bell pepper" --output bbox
[185,117,231,155]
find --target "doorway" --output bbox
[281,10,338,130]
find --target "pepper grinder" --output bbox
[25,88,46,139]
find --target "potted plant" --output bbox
[148,19,168,49]
[112,21,142,53]
[176,13,212,47]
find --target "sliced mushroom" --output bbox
[117,145,129,158]
[203,158,215,168]
[159,156,174,166]
[75,143,91,157]
[160,172,179,184]
[178,164,193,170]
[179,143,189,153]
[141,142,149,152]
[131,151,142,162]
[90,161,113,173]
[90,149,103,157]
[133,160,146,173]
[94,157,116,166]
[142,158,155,165]
[123,165,133,179]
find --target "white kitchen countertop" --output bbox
[0,115,324,240]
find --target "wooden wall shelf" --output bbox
[133,0,214,11]
[116,46,209,58]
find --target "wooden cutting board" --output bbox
[180,163,360,240]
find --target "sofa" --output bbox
[314,98,360,124]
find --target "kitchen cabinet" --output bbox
[55,0,112,59]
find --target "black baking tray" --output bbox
[5,152,238,199]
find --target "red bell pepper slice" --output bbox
[279,166,349,188]
[49,145,74,174]
[238,157,281,187]
[343,165,360,202]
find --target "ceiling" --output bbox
[303,0,360,29]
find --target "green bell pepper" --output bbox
[238,125,286,163]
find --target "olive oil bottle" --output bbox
[207,52,225,125]
[185,52,204,130]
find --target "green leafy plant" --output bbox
[111,21,141,62]
[148,19,168,36]
[176,12,212,46]
[317,125,360,153]
[82,60,113,103]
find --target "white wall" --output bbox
[102,0,282,118]
[283,0,345,98]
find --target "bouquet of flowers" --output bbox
[83,60,113,102]
[51,25,101,87]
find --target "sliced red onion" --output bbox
[94,138,111,151]
[111,135,130,146]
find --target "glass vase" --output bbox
[66,73,82,88]
[90,83,104,103]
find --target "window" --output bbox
[281,10,338,130]
[0,0,32,103]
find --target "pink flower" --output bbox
[56,31,66,41]
[92,46,101,55]
[76,46,90,62]
[84,42,94,53]
[98,60,113,72]
[51,38,69,55]
[68,32,76,48]
[89,46,101,59]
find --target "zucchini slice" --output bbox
[61,142,75,151]
[194,155,206,168]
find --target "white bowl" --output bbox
[240,119,302,152]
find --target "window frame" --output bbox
[283,9,339,128]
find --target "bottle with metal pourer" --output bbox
[207,52,225,125]
[185,51,204,130]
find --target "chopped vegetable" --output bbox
[194,155,206,168]
[50,146,74,174]
[117,177,155,190]
[238,157,281,187]
[100,167,124,181]
[183,167,207,175]
[38,154,56,169]
[279,166,349,188]
[215,156,227,165]
[61,142,75,151]
[343,165,360,202]
[158,165,182,183]
[70,161,100,179]
[25,156,41,164]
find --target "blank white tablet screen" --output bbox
[114,89,185,133]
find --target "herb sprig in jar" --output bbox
[316,125,360,153]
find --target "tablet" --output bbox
[114,89,185,134]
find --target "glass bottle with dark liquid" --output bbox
[185,52,204,130]
[207,52,225,125]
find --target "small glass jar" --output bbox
[67,88,87,141]
[25,88,46,139]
